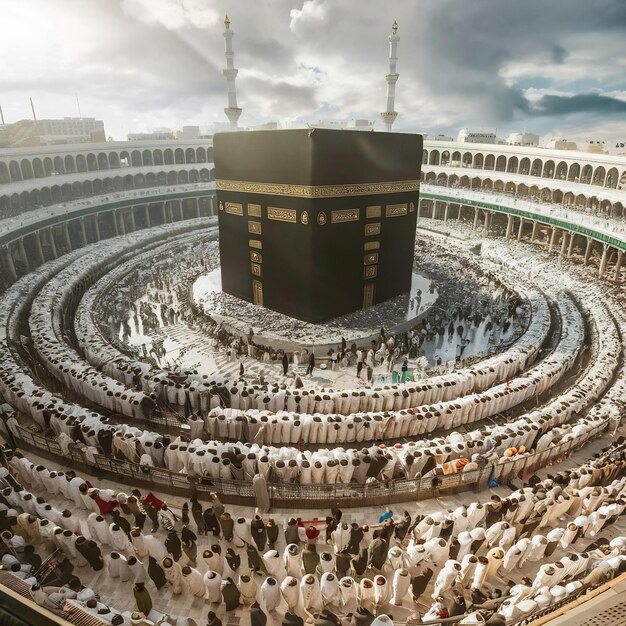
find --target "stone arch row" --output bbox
[422,149,625,189]
[421,171,625,219]
[0,168,215,217]
[0,146,214,185]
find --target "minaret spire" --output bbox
[380,20,400,132]
[222,14,242,130]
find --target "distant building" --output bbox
[427,134,454,142]
[0,117,106,148]
[127,130,175,141]
[457,128,496,144]
[505,132,540,147]
[175,126,201,140]
[544,138,578,150]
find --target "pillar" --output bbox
[112,210,119,236]
[599,245,609,277]
[567,232,575,258]
[35,232,45,263]
[93,215,101,241]
[614,251,623,283]
[531,221,538,242]
[145,205,151,228]
[178,200,184,221]
[417,199,422,218]
[584,238,592,265]
[473,207,479,230]
[196,198,201,218]
[549,227,557,252]
[63,222,72,250]
[443,202,450,223]
[505,215,513,239]
[3,247,16,280]
[161,203,167,223]
[129,207,136,231]
[80,218,87,246]
[49,229,58,259]
[517,218,524,241]
[560,232,568,258]
[118,210,126,235]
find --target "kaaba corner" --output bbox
[214,128,423,323]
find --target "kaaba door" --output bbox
[253,280,264,307]
[363,283,375,309]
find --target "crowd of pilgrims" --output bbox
[1,441,626,626]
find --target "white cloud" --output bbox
[290,1,326,32]
[120,0,220,30]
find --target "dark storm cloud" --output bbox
[529,93,626,117]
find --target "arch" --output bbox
[555,161,568,180]
[131,150,142,167]
[207,146,213,162]
[587,196,599,212]
[473,153,484,169]
[83,179,94,196]
[134,173,146,188]
[530,158,542,176]
[51,185,62,203]
[542,160,555,178]
[120,150,130,166]
[20,191,30,208]
[157,171,167,186]
[103,177,115,193]
[72,181,82,197]
[422,150,428,165]
[178,170,189,184]
[43,157,54,176]
[32,158,44,178]
[563,192,575,206]
[574,193,586,207]
[142,149,153,166]
[76,154,87,173]
[86,153,98,171]
[97,152,109,170]
[20,159,34,179]
[9,160,22,182]
[112,177,123,192]
[506,156,518,174]
[449,173,459,187]
[519,157,530,175]
[580,164,592,184]
[540,187,552,202]
[210,168,215,181]
[153,149,164,166]
[495,155,506,172]
[482,178,493,191]
[462,152,472,168]
[123,175,134,190]
[196,147,207,163]
[185,147,196,163]
[167,171,178,185]
[61,182,73,201]
[40,187,52,204]
[109,152,120,168]
[592,166,606,186]
[164,149,174,165]
[451,150,461,164]
[484,154,495,170]
[505,181,516,194]
[459,175,470,188]
[92,179,103,195]
[494,179,505,193]
[568,162,580,182]
[189,169,199,183]
[0,162,10,184]
[10,193,20,211]
[175,148,185,164]
[605,167,619,188]
[441,150,450,166]
[600,199,612,215]
[146,172,156,187]
[517,183,528,197]
[199,168,211,183]
[471,176,481,189]
[612,202,624,219]
[529,185,540,198]
[425,172,437,184]
[64,155,75,173]
[428,150,440,165]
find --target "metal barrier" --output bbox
[10,419,608,508]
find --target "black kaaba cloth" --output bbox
[214,128,422,323]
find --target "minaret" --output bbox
[380,20,399,132]
[222,15,242,130]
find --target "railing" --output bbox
[9,418,608,508]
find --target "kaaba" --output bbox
[214,128,422,323]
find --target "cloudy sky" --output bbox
[2,0,626,145]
